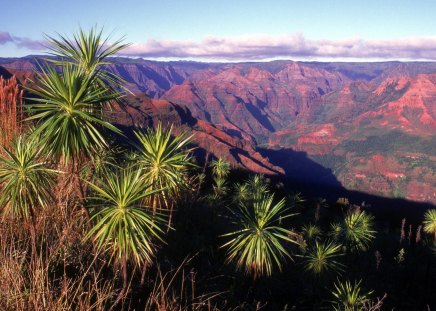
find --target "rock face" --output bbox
[110,94,284,175]
[160,61,436,204]
[1,58,435,204]
[162,62,347,141]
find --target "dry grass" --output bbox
[0,201,118,311]
[0,76,24,147]
[144,256,223,311]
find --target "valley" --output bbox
[1,57,435,204]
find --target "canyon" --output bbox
[0,57,435,204]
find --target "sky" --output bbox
[2,0,436,61]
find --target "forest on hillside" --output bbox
[0,29,436,311]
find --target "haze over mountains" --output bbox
[1,57,435,204]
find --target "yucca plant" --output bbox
[26,64,122,162]
[333,209,376,253]
[300,240,345,277]
[133,122,194,214]
[423,209,436,240]
[233,182,250,203]
[301,224,323,244]
[247,174,270,199]
[330,279,373,311]
[231,174,270,206]
[85,166,166,301]
[221,193,299,278]
[212,176,229,199]
[0,134,57,220]
[210,158,230,180]
[45,26,130,88]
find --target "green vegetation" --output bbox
[0,28,435,310]
[342,130,436,155]
[221,193,298,278]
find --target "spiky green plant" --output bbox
[210,158,230,180]
[0,134,57,220]
[133,123,194,213]
[333,209,376,252]
[423,209,436,240]
[302,224,322,243]
[247,174,270,199]
[85,166,165,272]
[221,193,299,278]
[300,240,345,277]
[232,174,270,206]
[233,182,250,203]
[26,64,122,163]
[45,27,130,83]
[212,177,229,199]
[330,279,373,311]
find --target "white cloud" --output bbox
[121,34,436,61]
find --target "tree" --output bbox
[85,166,165,302]
[0,134,58,256]
[332,209,376,253]
[0,134,57,221]
[301,224,322,244]
[209,157,230,180]
[27,64,122,161]
[45,26,130,90]
[221,193,299,278]
[330,279,374,311]
[26,28,128,209]
[423,209,436,240]
[133,122,194,216]
[300,240,345,277]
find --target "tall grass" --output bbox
[0,76,24,147]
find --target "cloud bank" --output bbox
[3,31,436,61]
[0,31,45,50]
[122,33,436,61]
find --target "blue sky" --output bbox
[2,0,436,60]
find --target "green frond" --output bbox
[133,122,195,208]
[332,209,376,252]
[330,279,374,311]
[221,193,299,278]
[0,134,58,220]
[210,158,230,179]
[423,209,436,239]
[299,240,345,277]
[25,64,122,162]
[84,166,165,267]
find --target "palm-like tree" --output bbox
[300,240,345,277]
[332,209,376,253]
[0,134,57,220]
[212,176,229,199]
[233,182,250,203]
[133,123,194,214]
[231,174,270,205]
[302,224,322,244]
[330,279,373,311]
[210,157,230,180]
[85,166,165,299]
[423,209,436,240]
[45,27,130,86]
[27,64,122,162]
[221,193,299,278]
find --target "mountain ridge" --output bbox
[0,57,434,204]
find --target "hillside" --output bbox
[0,58,435,204]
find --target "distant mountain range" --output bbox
[1,57,435,204]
